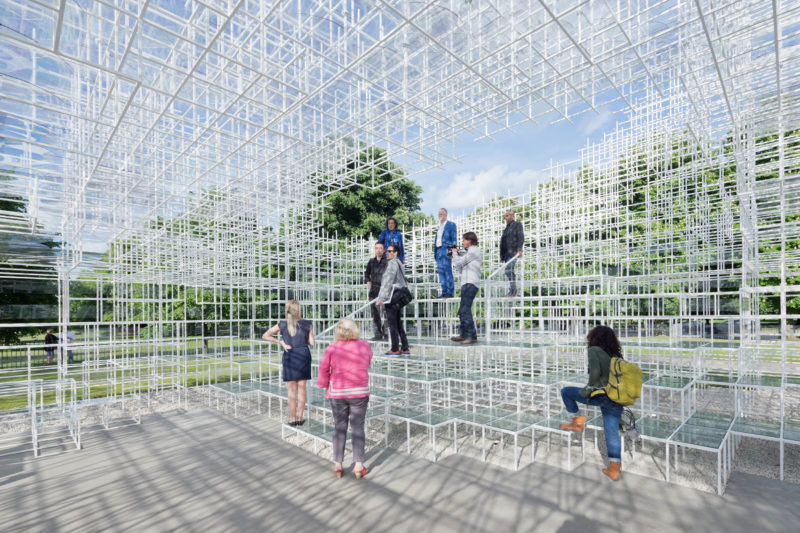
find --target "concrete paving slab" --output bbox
[1,409,798,533]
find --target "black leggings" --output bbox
[384,303,408,351]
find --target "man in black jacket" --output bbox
[499,209,524,297]
[365,242,388,340]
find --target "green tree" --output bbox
[317,147,428,238]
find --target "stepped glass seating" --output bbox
[481,408,545,470]
[191,354,245,406]
[76,361,142,430]
[251,379,288,419]
[388,400,454,462]
[285,389,391,454]
[31,379,81,456]
[152,355,188,408]
[784,419,800,445]
[731,371,787,478]
[635,414,684,478]
[532,411,586,471]
[641,375,695,422]
[0,380,38,458]
[667,410,735,495]
[281,417,337,455]
[305,386,408,446]
[209,380,259,417]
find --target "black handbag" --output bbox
[390,266,413,307]
[391,286,414,307]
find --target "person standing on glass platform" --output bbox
[433,208,457,298]
[499,209,524,297]
[317,318,373,480]
[450,232,481,345]
[377,245,410,356]
[365,241,388,341]
[378,217,405,263]
[262,300,315,426]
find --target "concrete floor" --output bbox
[2,409,799,533]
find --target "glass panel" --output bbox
[389,405,426,419]
[783,419,800,443]
[409,409,453,426]
[731,417,781,438]
[645,375,692,389]
[487,410,544,432]
[638,417,682,440]
[736,375,782,388]
[671,425,727,449]
[685,411,734,430]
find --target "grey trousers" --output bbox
[329,396,369,463]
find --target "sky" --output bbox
[416,107,627,217]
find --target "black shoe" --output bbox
[450,336,465,342]
[296,419,305,426]
[369,335,383,341]
[460,338,478,345]
[506,291,517,297]
[441,294,454,299]
[288,421,298,427]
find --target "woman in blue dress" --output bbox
[378,217,405,262]
[263,300,315,426]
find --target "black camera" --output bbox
[446,245,465,258]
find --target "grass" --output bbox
[0,355,279,411]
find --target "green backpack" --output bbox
[603,357,642,406]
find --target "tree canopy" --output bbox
[317,147,429,239]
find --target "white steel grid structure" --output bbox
[1,0,800,492]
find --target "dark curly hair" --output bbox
[586,325,623,358]
[385,217,398,229]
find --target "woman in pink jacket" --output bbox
[317,318,373,479]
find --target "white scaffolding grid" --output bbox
[1,0,800,492]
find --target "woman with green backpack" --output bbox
[559,325,632,481]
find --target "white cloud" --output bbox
[424,165,548,212]
[578,109,614,136]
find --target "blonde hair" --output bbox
[285,300,302,336]
[334,318,360,341]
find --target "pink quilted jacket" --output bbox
[317,340,373,399]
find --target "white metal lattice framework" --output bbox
[1,0,800,485]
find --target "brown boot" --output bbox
[602,462,621,481]
[559,415,586,433]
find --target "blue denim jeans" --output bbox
[560,386,623,462]
[504,253,517,292]
[458,283,478,340]
[435,247,454,295]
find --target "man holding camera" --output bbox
[450,232,482,345]
[365,241,388,341]
[433,207,457,298]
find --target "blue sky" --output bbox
[416,107,626,217]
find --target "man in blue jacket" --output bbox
[433,208,457,298]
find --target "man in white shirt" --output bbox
[450,232,481,344]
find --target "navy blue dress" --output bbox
[279,319,312,381]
